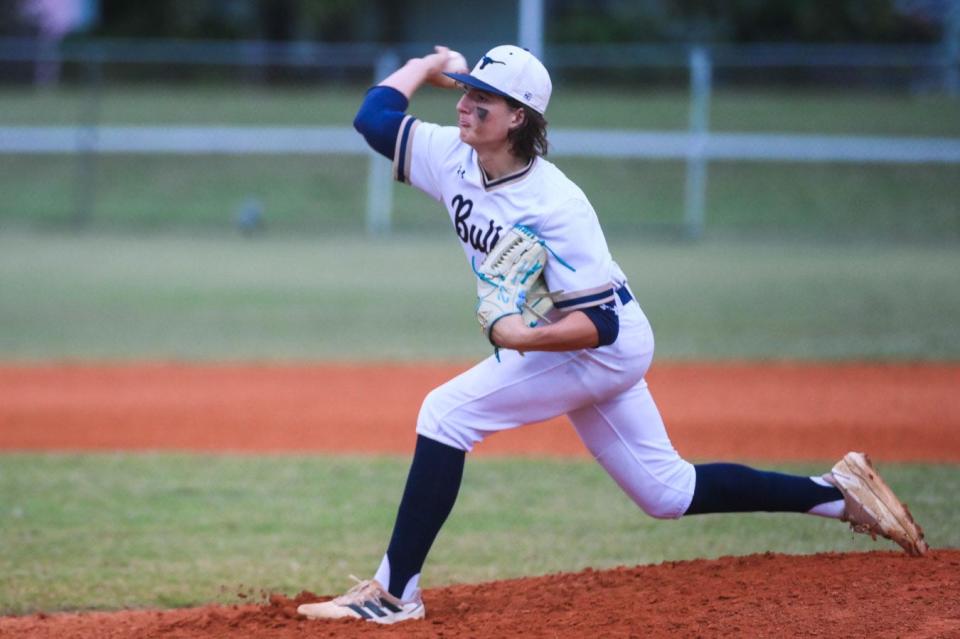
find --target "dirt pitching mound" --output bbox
[2,551,958,638]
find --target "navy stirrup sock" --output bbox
[384,435,465,598]
[685,463,842,515]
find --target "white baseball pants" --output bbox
[416,294,696,520]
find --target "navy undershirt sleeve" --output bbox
[580,304,620,347]
[353,85,410,160]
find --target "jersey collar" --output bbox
[478,156,536,191]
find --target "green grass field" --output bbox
[4,155,957,239]
[1,232,957,361]
[1,454,956,615]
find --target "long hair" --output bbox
[506,99,548,161]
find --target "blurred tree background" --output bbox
[1,0,949,44]
[548,0,943,43]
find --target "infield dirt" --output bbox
[2,361,957,460]
[1,361,958,637]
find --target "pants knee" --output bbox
[635,492,689,520]
[597,447,695,520]
[416,387,473,452]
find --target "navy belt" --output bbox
[616,285,633,305]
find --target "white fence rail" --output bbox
[6,125,960,162]
[0,126,367,154]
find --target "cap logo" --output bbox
[479,55,506,70]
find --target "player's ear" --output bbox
[509,106,526,130]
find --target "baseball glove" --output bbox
[473,224,551,345]
[520,277,556,327]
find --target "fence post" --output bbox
[34,36,61,87]
[945,2,960,97]
[74,47,102,229]
[684,46,711,239]
[365,49,399,236]
[518,0,545,60]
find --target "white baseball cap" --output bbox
[444,44,552,114]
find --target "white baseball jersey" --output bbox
[394,117,627,313]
